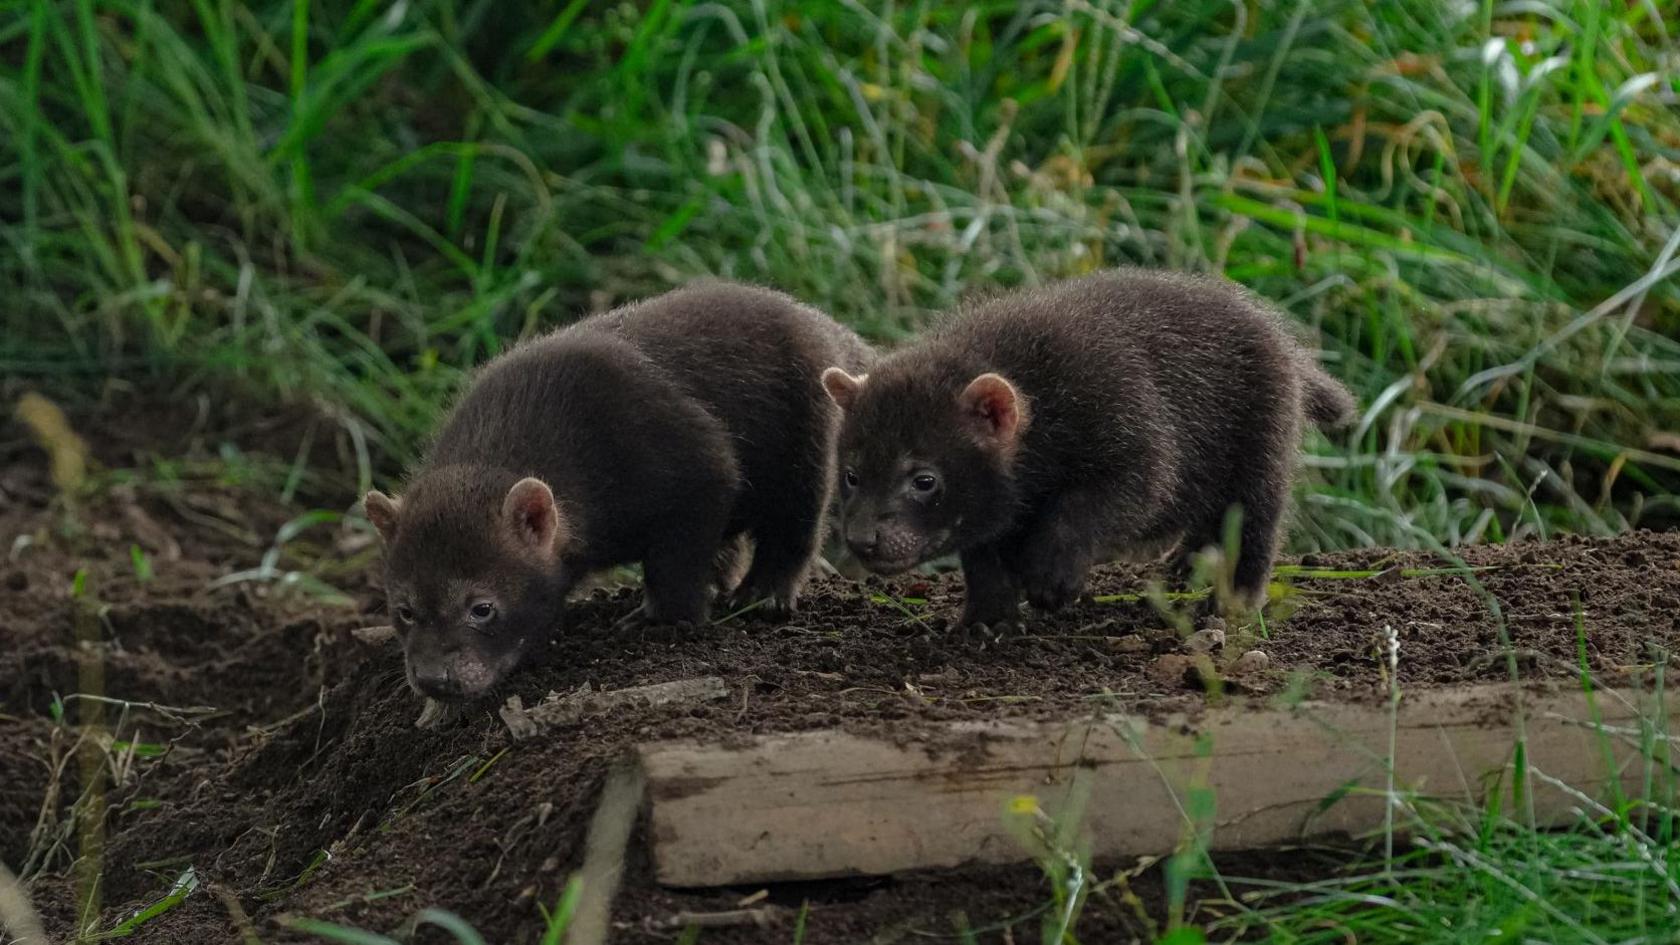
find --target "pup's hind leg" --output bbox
[1226,465,1290,608]
[1177,453,1292,612]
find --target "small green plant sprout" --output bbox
[280,908,491,945]
[101,866,199,938]
[1161,733,1220,942]
[128,544,153,584]
[538,875,584,945]
[209,511,354,605]
[276,916,402,945]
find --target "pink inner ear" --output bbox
[519,495,551,543]
[821,368,864,410]
[975,392,1012,433]
[504,478,562,554]
[959,374,1026,448]
[364,491,401,539]
[514,496,542,536]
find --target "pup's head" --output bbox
[822,362,1029,574]
[362,467,571,700]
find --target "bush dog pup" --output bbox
[823,268,1353,633]
[365,281,872,699]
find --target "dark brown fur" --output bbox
[367,280,873,699]
[825,268,1354,631]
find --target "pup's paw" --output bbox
[611,605,702,642]
[1022,565,1087,613]
[721,585,798,623]
[956,600,1025,644]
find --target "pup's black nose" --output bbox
[411,662,459,698]
[845,521,879,558]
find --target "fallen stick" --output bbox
[500,677,728,740]
[414,698,462,730]
[350,624,396,645]
[655,907,783,930]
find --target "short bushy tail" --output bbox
[1302,367,1356,429]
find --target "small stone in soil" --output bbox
[1229,649,1271,675]
[1185,626,1226,653]
[1146,653,1220,690]
[1109,635,1150,654]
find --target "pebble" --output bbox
[1109,635,1151,654]
[1146,653,1193,687]
[1184,626,1225,653]
[1229,649,1271,675]
[1146,653,1219,691]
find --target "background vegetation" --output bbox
[4,0,1679,550]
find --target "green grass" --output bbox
[276,879,581,945]
[1205,681,1677,945]
[3,0,1678,549]
[1211,810,1680,943]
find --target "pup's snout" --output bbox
[409,660,460,698]
[406,643,511,701]
[843,516,927,574]
[844,519,880,558]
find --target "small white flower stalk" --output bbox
[1383,623,1403,869]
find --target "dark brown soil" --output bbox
[3,402,1678,944]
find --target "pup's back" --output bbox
[585,279,874,540]
[941,268,1348,535]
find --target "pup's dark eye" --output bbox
[394,605,415,623]
[469,601,496,620]
[911,473,939,493]
[843,469,859,489]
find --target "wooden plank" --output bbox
[639,683,1669,887]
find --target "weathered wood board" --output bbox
[639,683,1672,887]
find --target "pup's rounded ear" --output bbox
[957,373,1029,455]
[362,490,402,542]
[502,477,567,558]
[821,368,868,411]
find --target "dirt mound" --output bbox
[4,409,1679,942]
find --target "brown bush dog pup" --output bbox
[823,268,1354,633]
[364,280,873,699]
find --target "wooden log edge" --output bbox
[637,681,1672,887]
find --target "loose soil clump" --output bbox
[3,407,1677,943]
